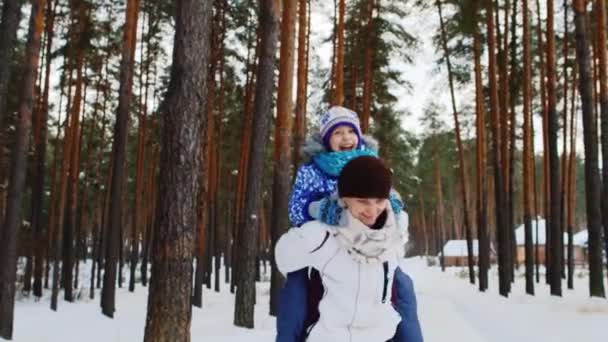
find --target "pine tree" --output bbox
[594,0,608,279]
[522,0,535,295]
[234,0,279,328]
[269,0,296,316]
[486,0,510,297]
[142,0,212,339]
[102,0,141,317]
[0,0,46,338]
[546,0,562,296]
[436,0,474,284]
[572,0,605,298]
[0,0,25,220]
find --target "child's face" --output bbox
[328,125,359,152]
[342,197,388,227]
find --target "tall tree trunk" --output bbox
[474,29,489,292]
[522,0,535,295]
[293,0,308,168]
[360,0,376,133]
[0,0,24,220]
[0,1,46,338]
[567,65,578,290]
[270,0,296,316]
[101,0,140,317]
[232,20,258,294]
[536,0,551,283]
[486,0,509,297]
[234,0,279,328]
[507,0,519,282]
[560,0,570,281]
[332,0,345,105]
[546,0,563,296]
[532,116,541,283]
[594,0,608,281]
[434,151,445,272]
[533,0,544,284]
[44,89,64,291]
[142,0,211,340]
[141,145,158,287]
[214,16,226,293]
[88,93,106,299]
[51,61,78,311]
[63,61,83,302]
[129,93,146,293]
[130,9,151,292]
[498,0,514,283]
[63,3,87,298]
[31,0,57,298]
[572,0,605,298]
[437,0,474,284]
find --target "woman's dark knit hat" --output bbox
[338,156,392,199]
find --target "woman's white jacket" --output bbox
[275,210,408,342]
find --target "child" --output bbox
[276,156,409,342]
[278,106,423,342]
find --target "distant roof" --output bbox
[440,240,479,257]
[514,218,585,246]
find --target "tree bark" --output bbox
[232,20,258,293]
[567,64,578,290]
[572,0,605,298]
[594,0,608,283]
[361,0,376,133]
[63,2,87,300]
[437,0,474,284]
[270,0,296,316]
[293,0,308,168]
[486,0,509,297]
[546,0,562,296]
[102,0,141,317]
[234,0,279,328]
[0,0,24,221]
[474,29,489,292]
[560,0,570,282]
[332,0,345,105]
[0,0,46,338]
[535,0,551,283]
[522,0,534,295]
[142,0,211,340]
[30,0,57,298]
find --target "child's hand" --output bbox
[308,194,344,226]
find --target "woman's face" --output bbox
[328,125,359,152]
[342,197,388,227]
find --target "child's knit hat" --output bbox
[319,106,362,149]
[338,156,392,199]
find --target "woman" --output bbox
[276,156,415,342]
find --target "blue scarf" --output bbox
[312,148,378,177]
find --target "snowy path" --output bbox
[6,258,607,342]
[406,258,607,342]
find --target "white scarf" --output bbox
[333,208,405,264]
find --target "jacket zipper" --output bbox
[382,261,389,303]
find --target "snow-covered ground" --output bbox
[6,258,607,342]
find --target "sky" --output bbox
[307,1,588,158]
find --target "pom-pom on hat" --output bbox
[338,156,392,199]
[319,106,362,149]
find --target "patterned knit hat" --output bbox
[319,106,362,149]
[338,156,392,199]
